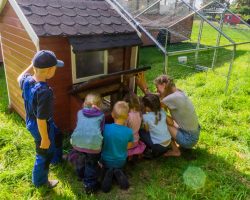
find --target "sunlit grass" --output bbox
[0,24,250,199]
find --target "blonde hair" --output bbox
[154,75,175,86]
[154,75,175,95]
[112,101,129,120]
[84,93,102,108]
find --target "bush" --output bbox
[241,14,250,22]
[230,6,250,15]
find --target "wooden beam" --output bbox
[71,66,151,94]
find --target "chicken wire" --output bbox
[108,0,250,92]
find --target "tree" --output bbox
[234,0,250,7]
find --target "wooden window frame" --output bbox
[71,46,108,84]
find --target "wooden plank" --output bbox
[4,52,30,71]
[0,16,24,29]
[4,70,21,90]
[7,84,23,106]
[72,76,120,94]
[1,37,36,58]
[2,43,33,62]
[72,66,151,94]
[124,47,131,70]
[3,44,33,65]
[4,65,20,81]
[9,100,25,119]
[8,91,23,109]
[39,37,70,52]
[9,98,25,118]
[77,84,121,100]
[4,57,27,75]
[2,24,29,40]
[5,74,21,91]
[2,31,35,50]
[130,46,138,69]
[40,37,69,46]
[4,70,20,85]
[1,2,17,17]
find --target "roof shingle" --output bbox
[70,33,142,52]
[17,0,138,37]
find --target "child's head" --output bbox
[154,75,175,97]
[123,92,140,111]
[84,93,102,108]
[112,101,129,121]
[32,50,64,80]
[142,94,161,124]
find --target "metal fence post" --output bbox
[225,44,236,93]
[211,12,225,70]
[195,19,204,66]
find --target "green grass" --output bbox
[0,24,250,199]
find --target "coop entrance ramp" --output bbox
[71,66,151,98]
[107,0,250,92]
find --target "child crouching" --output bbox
[140,94,172,158]
[101,101,133,192]
[123,92,146,159]
[70,93,104,194]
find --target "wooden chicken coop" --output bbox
[0,0,150,132]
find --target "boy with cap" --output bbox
[17,50,64,188]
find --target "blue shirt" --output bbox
[19,73,53,120]
[143,109,171,144]
[71,108,104,151]
[101,123,133,168]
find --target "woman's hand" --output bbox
[166,116,174,126]
[136,72,149,94]
[161,102,169,112]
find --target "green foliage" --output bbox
[231,5,250,16]
[241,14,250,21]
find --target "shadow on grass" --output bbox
[48,146,250,200]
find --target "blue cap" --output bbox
[32,50,64,68]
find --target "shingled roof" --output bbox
[70,33,142,52]
[16,0,137,37]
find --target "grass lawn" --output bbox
[0,23,250,199]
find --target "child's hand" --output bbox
[127,142,134,149]
[40,138,51,149]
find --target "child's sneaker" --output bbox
[114,169,129,190]
[101,168,113,193]
[143,148,153,159]
[46,180,59,189]
[84,182,100,195]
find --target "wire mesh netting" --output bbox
[109,0,250,90]
[113,0,250,45]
